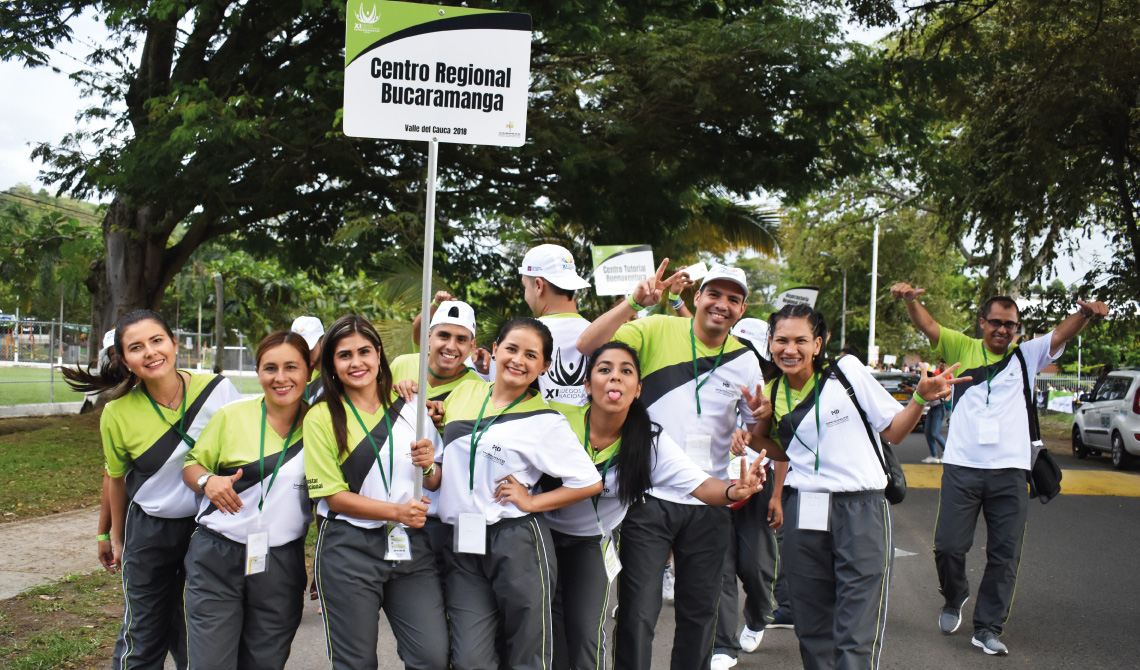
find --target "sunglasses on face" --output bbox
[983,318,1020,332]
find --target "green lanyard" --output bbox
[783,373,821,473]
[346,396,394,497]
[690,320,728,416]
[981,344,1001,406]
[142,373,194,447]
[582,408,619,519]
[258,399,300,513]
[469,385,527,493]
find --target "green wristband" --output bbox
[96,533,111,542]
[913,392,928,405]
[668,293,682,301]
[423,464,436,477]
[431,299,440,308]
[626,294,640,311]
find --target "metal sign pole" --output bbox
[413,137,440,501]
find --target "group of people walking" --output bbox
[66,242,1108,670]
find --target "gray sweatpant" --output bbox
[113,503,193,670]
[934,464,1028,636]
[183,527,306,670]
[783,489,891,670]
[613,497,731,670]
[443,514,557,670]
[551,529,617,670]
[315,519,449,670]
[714,468,778,659]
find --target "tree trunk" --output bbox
[86,197,179,344]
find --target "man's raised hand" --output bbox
[889,282,925,303]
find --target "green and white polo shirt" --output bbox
[543,402,708,536]
[389,352,483,402]
[767,356,898,493]
[303,393,443,530]
[185,396,310,546]
[935,326,1061,470]
[612,315,762,503]
[436,379,600,525]
[101,372,242,518]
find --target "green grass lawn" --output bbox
[0,413,103,520]
[0,367,262,405]
[0,367,86,405]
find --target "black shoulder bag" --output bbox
[1014,348,1063,504]
[830,359,907,505]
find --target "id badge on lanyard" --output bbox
[600,532,621,582]
[456,511,487,555]
[385,523,412,561]
[246,514,269,576]
[796,491,830,532]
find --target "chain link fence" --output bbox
[0,321,259,405]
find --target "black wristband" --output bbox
[725,483,736,502]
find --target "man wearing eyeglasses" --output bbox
[889,283,1107,657]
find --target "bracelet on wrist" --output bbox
[431,299,440,308]
[96,533,111,542]
[725,483,736,502]
[913,391,928,406]
[423,464,436,477]
[669,298,684,310]
[668,293,682,301]
[626,294,641,311]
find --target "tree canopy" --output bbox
[2,0,896,337]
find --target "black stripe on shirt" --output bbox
[951,351,1019,406]
[197,439,306,520]
[442,407,561,444]
[126,375,225,499]
[338,398,408,495]
[639,347,750,409]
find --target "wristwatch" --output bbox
[196,473,213,492]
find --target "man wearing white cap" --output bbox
[290,316,325,402]
[517,243,594,406]
[578,263,764,670]
[389,301,484,573]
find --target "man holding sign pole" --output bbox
[578,262,763,670]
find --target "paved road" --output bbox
[269,430,1140,669]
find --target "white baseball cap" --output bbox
[731,318,770,360]
[290,316,325,349]
[429,300,477,338]
[519,244,591,291]
[699,264,749,298]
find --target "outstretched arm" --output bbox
[577,258,676,355]
[889,282,941,346]
[1050,300,1109,356]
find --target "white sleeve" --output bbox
[527,414,602,489]
[1020,331,1063,373]
[650,432,710,495]
[218,377,245,406]
[840,357,902,433]
[735,359,765,426]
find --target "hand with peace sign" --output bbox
[740,384,772,424]
[629,258,673,309]
[914,362,971,404]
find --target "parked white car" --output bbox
[1072,370,1140,469]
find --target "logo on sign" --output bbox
[353,3,381,32]
[499,121,521,139]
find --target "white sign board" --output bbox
[344,1,532,146]
[882,354,897,366]
[1047,395,1075,414]
[774,286,819,310]
[868,345,880,365]
[591,245,655,297]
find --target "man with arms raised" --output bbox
[890,282,1108,656]
[578,263,764,670]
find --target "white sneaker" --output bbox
[921,456,940,464]
[662,561,675,602]
[710,653,738,670]
[738,626,764,652]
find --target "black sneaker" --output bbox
[768,610,794,629]
[972,630,1009,656]
[938,598,967,634]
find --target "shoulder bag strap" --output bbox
[830,356,890,476]
[1013,348,1042,442]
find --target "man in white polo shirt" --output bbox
[578,263,763,670]
[518,243,594,405]
[891,282,1108,656]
